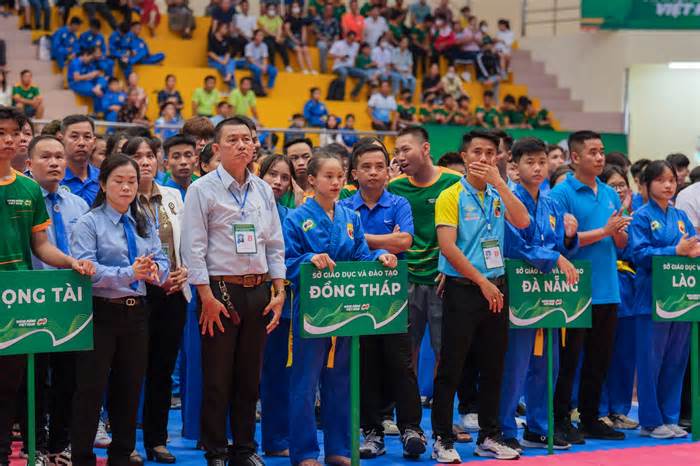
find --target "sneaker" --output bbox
[401,429,426,458]
[600,416,613,427]
[285,66,293,72]
[302,69,309,75]
[581,419,625,440]
[515,417,527,429]
[460,413,479,432]
[359,430,385,459]
[640,425,674,439]
[666,424,689,438]
[231,452,265,466]
[431,436,461,464]
[474,436,520,460]
[94,419,112,448]
[381,419,399,436]
[555,419,585,445]
[48,446,71,466]
[311,70,318,75]
[521,429,571,450]
[501,437,523,454]
[35,454,49,466]
[609,414,639,430]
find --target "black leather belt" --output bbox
[449,276,506,287]
[95,296,145,307]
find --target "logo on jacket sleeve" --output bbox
[549,214,556,230]
[302,219,315,232]
[493,199,502,218]
[678,220,686,235]
[347,223,354,240]
[651,220,661,231]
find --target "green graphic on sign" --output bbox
[507,259,592,329]
[581,0,700,30]
[0,270,93,356]
[652,256,700,322]
[299,261,408,338]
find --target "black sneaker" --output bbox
[580,419,625,440]
[230,452,265,466]
[401,428,426,459]
[501,437,523,454]
[521,429,571,450]
[555,419,585,445]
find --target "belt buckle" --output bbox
[242,274,257,288]
[125,297,137,307]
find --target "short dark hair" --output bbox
[642,160,677,194]
[310,87,320,95]
[60,114,95,133]
[600,164,629,186]
[182,116,215,140]
[108,77,119,85]
[89,18,101,29]
[549,164,573,188]
[28,135,63,158]
[214,116,253,142]
[630,158,651,179]
[689,166,700,184]
[397,126,429,143]
[503,94,515,104]
[350,141,390,171]
[240,76,253,87]
[79,46,94,56]
[283,137,313,155]
[163,134,197,157]
[69,16,82,25]
[490,129,513,151]
[568,130,601,157]
[165,74,175,81]
[461,129,500,152]
[40,119,62,135]
[204,75,216,82]
[605,151,629,171]
[20,69,31,77]
[483,90,494,98]
[511,137,547,163]
[666,152,690,169]
[437,151,463,168]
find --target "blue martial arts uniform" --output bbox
[51,26,77,70]
[124,36,165,77]
[302,99,329,127]
[108,30,133,74]
[101,90,126,122]
[67,57,108,113]
[499,183,578,440]
[630,199,696,429]
[283,198,386,464]
[79,30,114,77]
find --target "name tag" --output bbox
[233,224,257,254]
[481,239,503,270]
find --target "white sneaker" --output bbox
[302,69,309,75]
[515,417,526,429]
[35,454,49,466]
[474,437,520,460]
[311,70,318,75]
[666,424,689,438]
[461,413,479,432]
[610,413,639,430]
[48,446,71,466]
[285,66,293,72]
[94,420,112,448]
[640,425,674,439]
[382,419,400,436]
[431,436,461,464]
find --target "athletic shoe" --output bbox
[666,424,689,438]
[285,66,293,73]
[381,419,400,436]
[581,419,625,440]
[640,425,674,439]
[474,436,520,460]
[501,437,523,454]
[48,446,71,466]
[570,409,580,423]
[521,429,571,450]
[359,430,385,459]
[35,454,49,466]
[431,436,461,464]
[461,413,479,432]
[94,420,112,448]
[600,416,613,427]
[679,418,692,429]
[555,419,585,445]
[610,414,639,430]
[401,429,426,458]
[231,452,265,466]
[515,417,527,429]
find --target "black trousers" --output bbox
[553,304,618,426]
[457,345,479,415]
[17,354,50,454]
[82,2,117,30]
[431,279,509,443]
[143,285,187,449]
[200,281,269,460]
[263,36,289,68]
[360,332,422,435]
[71,298,149,466]
[0,355,27,461]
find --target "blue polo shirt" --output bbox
[549,174,622,304]
[339,189,414,258]
[61,164,100,206]
[435,177,507,279]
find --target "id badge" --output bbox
[233,224,258,254]
[481,239,504,270]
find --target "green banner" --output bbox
[0,270,93,356]
[582,0,700,30]
[652,256,700,321]
[506,259,592,328]
[299,261,408,338]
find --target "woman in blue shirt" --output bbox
[283,151,397,466]
[70,154,170,466]
[630,160,700,440]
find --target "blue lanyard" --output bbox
[463,178,493,232]
[217,171,250,214]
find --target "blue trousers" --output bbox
[636,314,690,428]
[95,58,115,78]
[499,328,559,438]
[260,318,290,453]
[289,320,350,464]
[208,56,236,87]
[53,49,71,70]
[238,61,278,89]
[599,316,636,417]
[389,71,416,96]
[70,78,107,113]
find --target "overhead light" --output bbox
[669,62,700,69]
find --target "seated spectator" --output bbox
[157,74,184,115]
[408,0,430,25]
[242,29,278,94]
[329,32,368,99]
[124,22,165,76]
[155,101,183,140]
[407,17,429,75]
[313,4,340,74]
[367,79,396,130]
[354,42,378,84]
[210,101,232,125]
[211,0,235,32]
[207,22,236,88]
[475,36,501,85]
[432,0,452,23]
[192,75,222,117]
[340,113,359,148]
[284,113,306,146]
[0,71,11,107]
[282,2,315,74]
[118,87,149,125]
[67,47,107,113]
[494,19,514,76]
[501,94,525,128]
[232,0,256,56]
[388,0,408,24]
[29,0,51,31]
[126,71,148,109]
[437,151,466,176]
[108,21,132,72]
[12,70,44,118]
[442,94,460,124]
[341,0,365,40]
[303,87,328,127]
[139,0,161,37]
[454,94,473,125]
[475,89,503,128]
[523,97,552,129]
[228,77,259,120]
[101,77,126,122]
[421,62,442,97]
[440,65,464,99]
[359,0,382,17]
[81,19,114,75]
[419,92,438,123]
[332,0,347,21]
[370,33,394,82]
[390,36,415,97]
[387,9,406,42]
[449,16,481,67]
[667,152,691,184]
[51,16,81,70]
[458,6,471,27]
[259,3,291,72]
[320,114,344,146]
[166,0,196,38]
[396,89,417,129]
[432,14,455,62]
[364,4,388,47]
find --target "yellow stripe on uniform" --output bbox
[327,336,337,368]
[534,329,544,356]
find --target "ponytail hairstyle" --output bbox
[93,154,151,238]
[307,149,343,179]
[642,160,677,197]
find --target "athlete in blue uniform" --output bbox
[121,22,165,77]
[79,19,114,77]
[629,160,700,439]
[51,17,82,70]
[67,48,108,114]
[101,77,127,122]
[283,151,397,466]
[109,22,134,74]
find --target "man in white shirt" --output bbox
[370,36,394,81]
[241,29,278,90]
[232,0,257,56]
[329,31,367,99]
[390,36,415,97]
[363,4,388,47]
[367,80,397,131]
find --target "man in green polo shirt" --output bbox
[12,70,44,119]
[228,77,258,120]
[476,90,503,129]
[192,75,222,117]
[0,106,94,466]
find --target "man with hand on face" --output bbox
[182,117,286,466]
[59,115,99,206]
[163,135,198,200]
[431,129,529,463]
[550,131,630,444]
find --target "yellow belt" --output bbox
[617,260,636,275]
[286,283,337,369]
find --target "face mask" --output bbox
[481,26,488,33]
[380,41,389,48]
[291,6,300,14]
[446,71,455,79]
[435,19,443,27]
[267,8,275,15]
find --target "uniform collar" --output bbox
[514,183,537,211]
[64,164,99,182]
[103,202,135,225]
[40,186,66,200]
[567,173,601,192]
[461,176,495,198]
[350,189,392,210]
[138,182,162,203]
[216,164,252,191]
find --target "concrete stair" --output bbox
[1,15,85,118]
[511,48,623,133]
